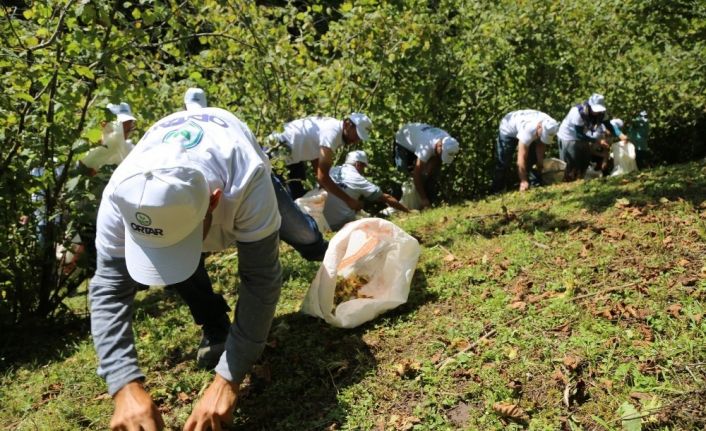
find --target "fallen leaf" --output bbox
[676,258,690,267]
[666,303,682,318]
[563,354,582,372]
[450,338,470,352]
[553,368,568,385]
[630,392,652,400]
[394,358,421,378]
[177,392,191,403]
[492,402,529,424]
[615,198,631,208]
[443,253,456,262]
[508,301,527,311]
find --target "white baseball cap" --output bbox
[345,150,369,166]
[107,102,136,124]
[184,88,208,110]
[540,118,560,144]
[348,113,372,141]
[112,145,210,286]
[610,118,624,129]
[588,93,607,113]
[441,137,460,164]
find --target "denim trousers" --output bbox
[491,135,542,193]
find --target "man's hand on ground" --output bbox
[183,374,239,431]
[111,380,164,431]
[519,180,529,192]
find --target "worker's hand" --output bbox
[519,180,529,192]
[111,380,164,431]
[18,215,29,225]
[619,133,628,142]
[184,374,239,431]
[346,198,363,212]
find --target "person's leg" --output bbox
[271,174,328,261]
[170,254,231,368]
[575,141,592,179]
[560,139,578,181]
[214,231,282,385]
[527,141,543,187]
[286,162,307,200]
[491,135,518,193]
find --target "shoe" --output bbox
[196,335,226,370]
[196,315,230,369]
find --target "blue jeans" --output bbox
[271,174,328,261]
[492,134,542,193]
[559,139,591,180]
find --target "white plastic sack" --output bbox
[300,218,421,328]
[542,158,566,185]
[610,141,637,176]
[295,189,331,233]
[400,179,422,210]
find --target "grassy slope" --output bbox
[1,162,705,430]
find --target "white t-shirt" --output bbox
[499,110,551,145]
[395,123,450,162]
[95,107,281,258]
[82,121,135,170]
[275,116,345,165]
[557,106,602,142]
[323,164,382,230]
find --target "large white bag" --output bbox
[295,189,331,233]
[542,158,566,185]
[400,179,422,210]
[300,218,421,328]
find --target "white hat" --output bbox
[610,118,624,129]
[107,102,136,124]
[639,110,648,118]
[441,137,460,164]
[345,150,369,166]
[348,113,372,141]
[113,146,210,286]
[588,93,607,113]
[540,118,560,144]
[184,88,208,110]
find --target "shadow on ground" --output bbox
[233,270,433,430]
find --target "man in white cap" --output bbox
[492,109,560,193]
[556,93,626,181]
[323,150,409,230]
[184,87,208,110]
[393,123,460,209]
[266,113,373,209]
[79,102,137,176]
[163,91,328,371]
[89,107,282,430]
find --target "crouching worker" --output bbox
[491,109,559,193]
[323,150,409,230]
[89,107,282,430]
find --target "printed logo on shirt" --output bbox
[163,121,204,149]
[135,212,152,226]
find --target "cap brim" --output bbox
[590,104,606,113]
[125,221,203,286]
[356,126,370,141]
[441,152,456,164]
[117,113,136,124]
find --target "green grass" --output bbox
[2,162,705,430]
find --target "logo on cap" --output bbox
[135,212,152,226]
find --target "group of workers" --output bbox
[492,93,649,193]
[47,88,647,430]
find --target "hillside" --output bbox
[2,162,705,430]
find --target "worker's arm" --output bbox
[314,147,362,211]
